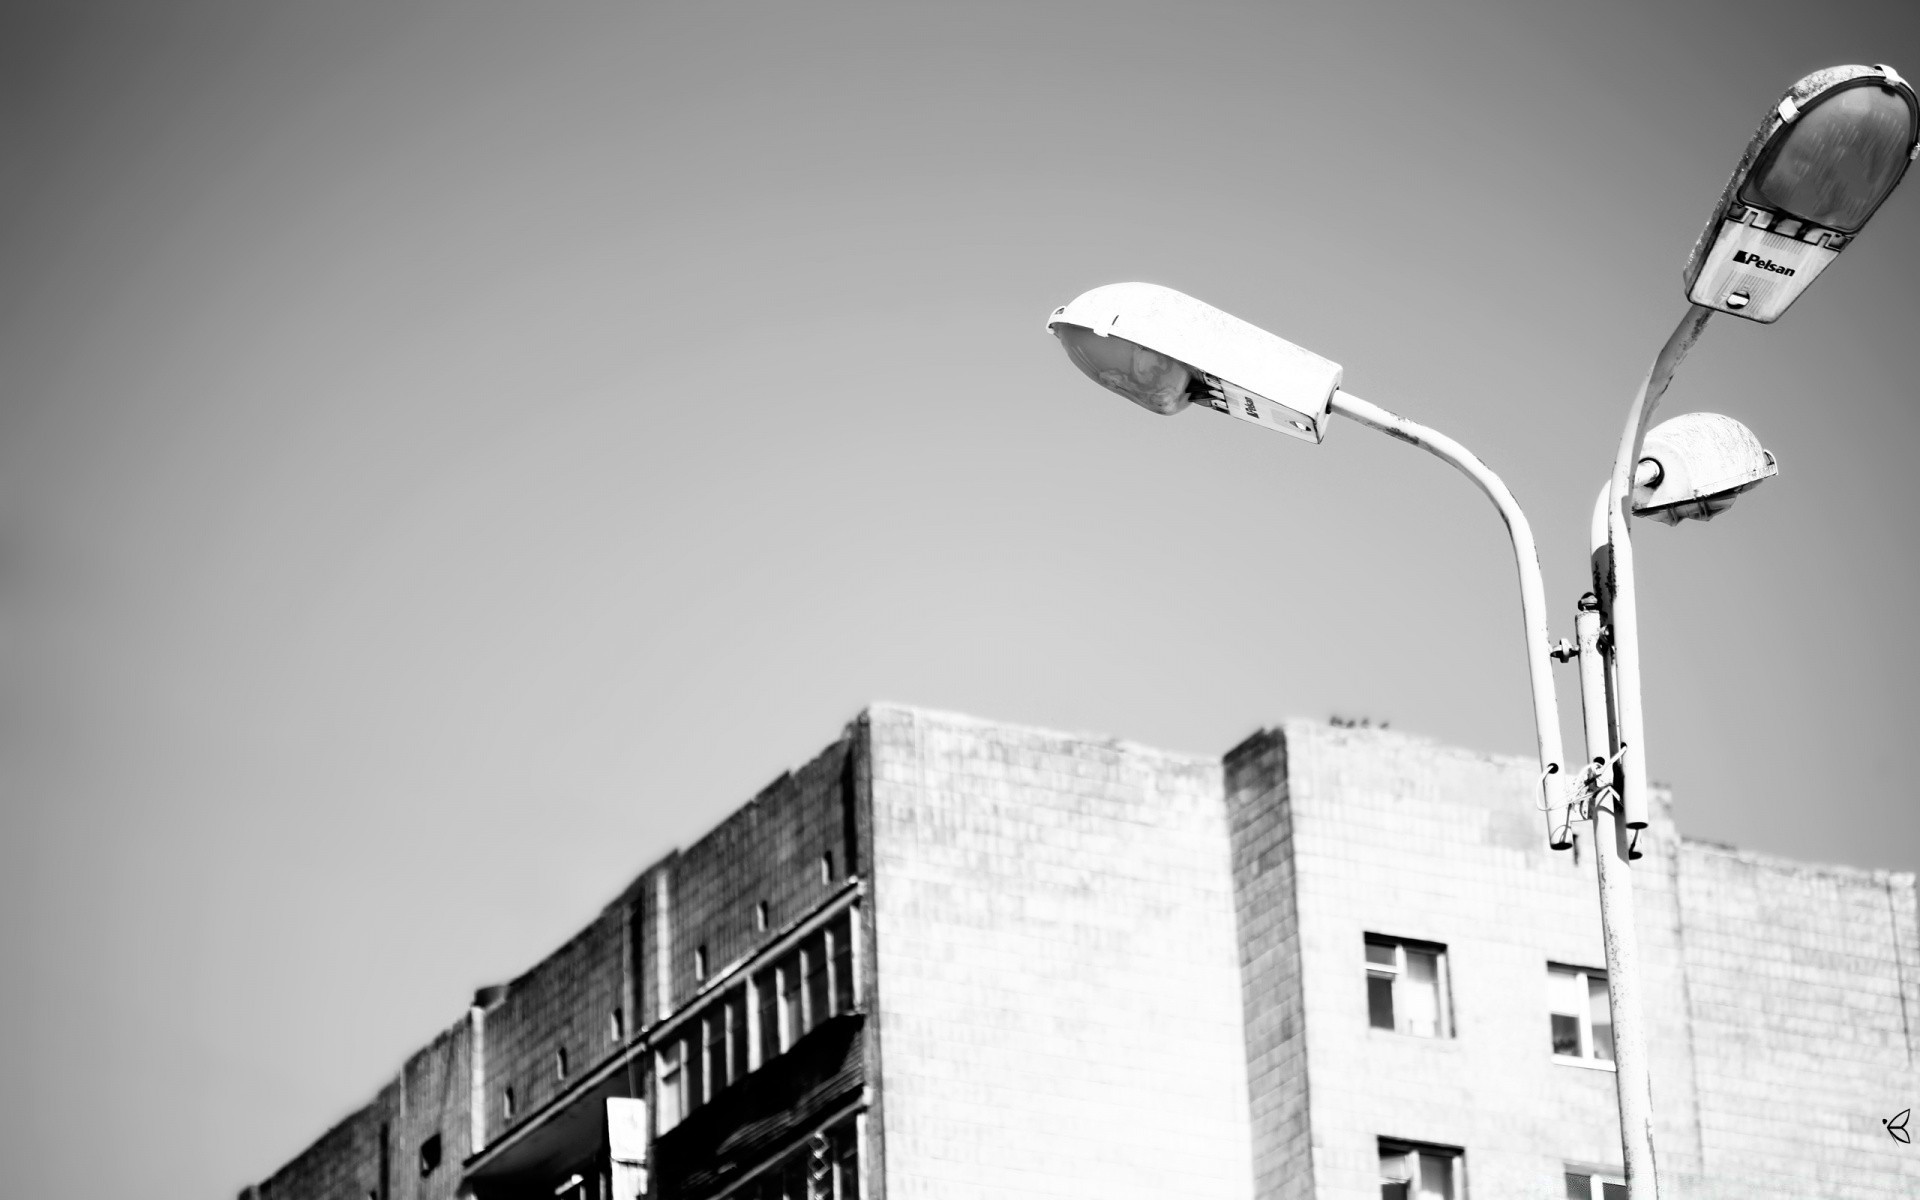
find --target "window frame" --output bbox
[1547,963,1616,1069]
[655,1040,684,1132]
[417,1133,442,1179]
[1365,935,1453,1039]
[1563,1167,1626,1199]
[651,891,865,1141]
[1378,1137,1464,1200]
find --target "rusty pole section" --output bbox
[1574,594,1660,1199]
[1599,305,1712,831]
[1327,390,1566,828]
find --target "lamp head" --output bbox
[1047,282,1343,443]
[1632,412,1778,525]
[1684,64,1919,323]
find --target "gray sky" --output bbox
[4,3,1918,1197]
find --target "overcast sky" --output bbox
[4,3,1918,1198]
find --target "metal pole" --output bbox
[1574,594,1659,1198]
[1601,306,1712,831]
[1328,390,1567,831]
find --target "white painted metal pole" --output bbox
[1600,306,1712,831]
[1328,390,1567,825]
[1573,594,1660,1199]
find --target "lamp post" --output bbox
[1603,63,1919,836]
[1045,283,1777,1196]
[1044,62,1916,1200]
[1581,65,1917,1197]
[1577,408,1783,1197]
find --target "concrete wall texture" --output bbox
[239,706,1919,1200]
[865,705,1255,1200]
[1678,842,1919,1197]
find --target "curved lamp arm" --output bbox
[1328,390,1568,840]
[1598,306,1713,831]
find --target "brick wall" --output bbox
[664,734,859,1017]
[479,894,631,1147]
[250,1088,390,1200]
[1676,843,1920,1198]
[396,1021,473,1200]
[1267,721,1702,1199]
[250,1010,477,1200]
[866,705,1254,1200]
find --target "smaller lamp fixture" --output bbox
[1046,282,1343,443]
[1684,63,1919,323]
[1631,412,1778,525]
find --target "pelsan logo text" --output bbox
[1733,250,1796,276]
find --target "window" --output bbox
[503,1086,515,1120]
[1549,965,1614,1064]
[780,958,802,1047]
[1379,1139,1461,1200]
[831,915,855,1014]
[821,851,834,884]
[1366,936,1450,1037]
[698,1010,726,1105]
[756,900,770,931]
[417,1133,442,1178]
[555,1045,569,1080]
[610,1007,624,1043]
[743,907,862,1080]
[695,944,709,981]
[757,969,780,1064]
[805,931,830,1030]
[687,1026,707,1113]
[656,1042,683,1131]
[1564,1170,1626,1199]
[727,988,749,1085]
[745,1117,862,1200]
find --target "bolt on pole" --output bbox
[1574,594,1660,1198]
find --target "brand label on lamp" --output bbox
[1731,250,1796,276]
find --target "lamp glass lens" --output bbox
[1742,85,1918,232]
[1053,323,1193,415]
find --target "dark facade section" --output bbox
[248,1017,473,1200]
[240,720,874,1200]
[653,1013,866,1199]
[399,1022,475,1200]
[247,1090,390,1200]
[667,734,859,1010]
[1223,728,1312,1200]
[481,887,635,1148]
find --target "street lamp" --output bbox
[1590,63,1916,1200]
[1628,412,1778,527]
[1047,282,1784,1199]
[1044,61,1912,1200]
[1603,61,1918,850]
[1048,280,1572,851]
[1683,64,1918,323]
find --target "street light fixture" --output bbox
[1049,282,1340,439]
[1047,281,1572,849]
[1630,412,1778,527]
[1684,64,1918,322]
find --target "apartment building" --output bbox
[238,705,1920,1200]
